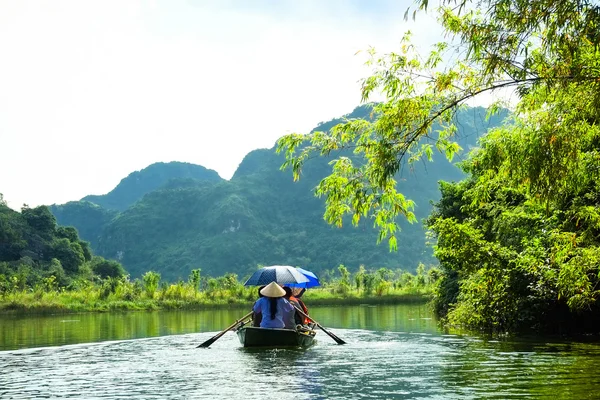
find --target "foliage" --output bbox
[277,0,599,243]
[428,88,600,332]
[275,0,600,334]
[49,201,118,250]
[0,201,128,295]
[0,264,436,313]
[142,271,161,299]
[91,256,126,279]
[188,268,201,292]
[50,106,504,281]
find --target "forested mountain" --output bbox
[49,201,118,250]
[49,162,222,249]
[50,105,507,281]
[81,162,222,211]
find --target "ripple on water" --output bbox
[2,328,600,399]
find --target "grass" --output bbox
[0,283,434,315]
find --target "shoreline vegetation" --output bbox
[0,265,436,315]
[0,200,437,317]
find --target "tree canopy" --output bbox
[0,199,126,292]
[277,0,600,333]
[277,0,600,247]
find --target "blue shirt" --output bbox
[252,297,294,329]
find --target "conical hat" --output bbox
[260,282,285,298]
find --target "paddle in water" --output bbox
[293,306,346,345]
[197,311,253,348]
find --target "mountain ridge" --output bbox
[50,105,508,280]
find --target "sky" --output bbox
[0,0,454,210]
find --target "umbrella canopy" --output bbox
[287,267,321,288]
[244,265,310,287]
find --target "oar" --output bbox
[293,306,346,345]
[197,311,253,348]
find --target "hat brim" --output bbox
[260,282,285,298]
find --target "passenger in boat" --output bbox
[283,287,303,329]
[252,285,265,327]
[252,282,294,329]
[292,288,311,326]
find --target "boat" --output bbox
[236,325,317,348]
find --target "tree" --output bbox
[51,238,85,274]
[277,0,600,333]
[142,271,161,298]
[22,206,57,237]
[92,257,126,279]
[56,226,79,242]
[47,258,69,287]
[277,0,600,249]
[336,264,351,294]
[0,212,27,261]
[79,241,93,262]
[188,268,201,292]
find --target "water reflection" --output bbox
[1,305,600,399]
[0,304,436,351]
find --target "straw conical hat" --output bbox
[260,282,285,298]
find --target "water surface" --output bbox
[1,304,599,399]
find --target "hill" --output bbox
[82,162,222,211]
[50,105,508,281]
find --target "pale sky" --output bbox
[0,0,450,210]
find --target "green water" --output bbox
[1,304,599,399]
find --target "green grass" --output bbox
[0,284,433,315]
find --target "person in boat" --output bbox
[251,285,265,327]
[252,282,294,329]
[282,287,303,329]
[292,287,311,326]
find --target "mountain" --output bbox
[50,105,508,281]
[81,162,223,211]
[49,201,118,250]
[49,162,223,249]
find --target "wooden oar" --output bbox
[197,311,253,348]
[293,306,346,345]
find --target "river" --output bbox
[1,304,599,399]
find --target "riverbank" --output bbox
[0,288,432,315]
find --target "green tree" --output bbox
[79,241,92,262]
[277,0,600,333]
[92,257,126,279]
[56,226,79,242]
[51,238,85,274]
[0,212,27,261]
[22,206,56,238]
[277,0,600,248]
[336,264,351,294]
[188,268,201,292]
[47,258,69,287]
[355,265,366,291]
[142,271,161,298]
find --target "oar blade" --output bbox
[293,305,347,345]
[196,311,253,348]
[317,324,346,345]
[196,338,216,348]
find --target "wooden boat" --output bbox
[236,325,316,348]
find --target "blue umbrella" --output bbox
[287,267,321,288]
[244,265,310,286]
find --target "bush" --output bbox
[142,271,161,298]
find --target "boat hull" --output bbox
[236,326,316,348]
